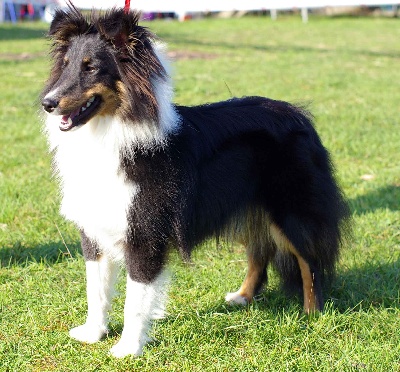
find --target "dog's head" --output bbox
[41,5,166,132]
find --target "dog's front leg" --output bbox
[109,271,167,358]
[109,235,168,358]
[69,233,119,343]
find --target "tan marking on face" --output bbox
[270,223,318,314]
[86,84,120,116]
[58,96,82,113]
[58,83,121,117]
[82,56,91,64]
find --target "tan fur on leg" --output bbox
[226,258,266,305]
[270,224,318,314]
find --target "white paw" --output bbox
[109,340,145,358]
[151,306,166,320]
[69,323,107,344]
[225,291,248,305]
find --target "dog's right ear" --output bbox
[48,5,90,48]
[96,9,145,59]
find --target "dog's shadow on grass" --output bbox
[331,258,400,312]
[349,184,399,215]
[0,241,82,267]
[331,183,399,311]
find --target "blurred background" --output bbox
[1,0,399,23]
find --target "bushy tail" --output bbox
[272,182,350,300]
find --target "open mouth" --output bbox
[59,96,101,131]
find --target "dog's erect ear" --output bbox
[97,9,152,60]
[49,4,90,47]
[96,9,166,123]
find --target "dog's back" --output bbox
[122,96,349,310]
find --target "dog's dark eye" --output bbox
[84,64,97,73]
[86,66,96,72]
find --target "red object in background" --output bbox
[124,0,130,13]
[27,3,34,16]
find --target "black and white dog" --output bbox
[41,6,349,357]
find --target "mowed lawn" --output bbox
[0,13,399,371]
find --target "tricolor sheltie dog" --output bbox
[41,6,349,357]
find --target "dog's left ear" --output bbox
[49,5,90,48]
[97,9,153,60]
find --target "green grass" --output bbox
[0,14,399,371]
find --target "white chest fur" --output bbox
[43,66,180,261]
[45,115,138,260]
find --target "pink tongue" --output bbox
[61,108,81,125]
[61,115,69,124]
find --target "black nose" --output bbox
[42,98,59,113]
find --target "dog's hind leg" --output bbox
[69,232,119,344]
[225,210,274,305]
[225,254,268,305]
[269,224,321,314]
